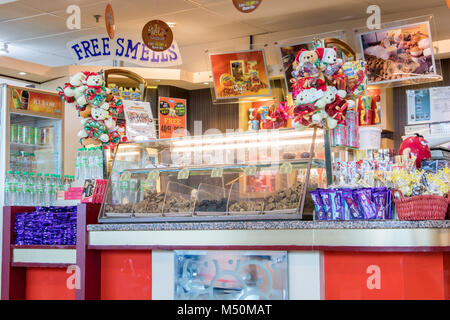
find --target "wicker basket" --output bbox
[393,191,448,221]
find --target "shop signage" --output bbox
[10,88,62,115]
[142,20,173,52]
[158,97,187,139]
[122,100,157,141]
[67,34,182,67]
[105,4,115,40]
[232,0,262,13]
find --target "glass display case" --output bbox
[99,127,330,222]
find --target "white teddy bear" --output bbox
[295,88,324,106]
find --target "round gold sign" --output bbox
[105,3,115,40]
[142,20,173,52]
[232,0,262,13]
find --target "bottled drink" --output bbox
[10,124,18,143]
[4,170,14,206]
[43,173,51,206]
[70,176,75,187]
[35,173,44,206]
[17,124,24,144]
[13,171,23,205]
[23,126,31,144]
[75,148,82,181]
[81,148,89,181]
[64,175,70,191]
[96,147,104,179]
[21,172,30,205]
[28,172,36,205]
[88,147,96,179]
[49,174,57,205]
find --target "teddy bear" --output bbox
[315,47,343,80]
[78,118,109,143]
[293,49,321,79]
[293,105,316,127]
[295,87,324,106]
[314,86,347,109]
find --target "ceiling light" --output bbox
[0,43,9,55]
[167,22,176,28]
[203,82,209,85]
[153,79,161,82]
[18,72,27,76]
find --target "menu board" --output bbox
[10,87,62,115]
[122,100,156,141]
[210,50,271,99]
[158,97,187,139]
[407,86,450,125]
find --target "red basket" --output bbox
[393,191,448,221]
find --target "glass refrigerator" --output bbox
[0,84,64,207]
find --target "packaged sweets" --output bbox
[354,188,377,219]
[318,189,333,220]
[372,187,388,219]
[310,190,326,220]
[330,189,345,220]
[342,188,364,219]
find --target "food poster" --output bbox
[158,97,187,139]
[210,50,271,99]
[358,21,437,85]
[10,87,62,115]
[279,42,312,92]
[123,100,157,140]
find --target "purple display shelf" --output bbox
[1,204,101,300]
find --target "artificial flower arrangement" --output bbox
[57,71,126,148]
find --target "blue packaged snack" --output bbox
[319,189,333,220]
[330,189,345,220]
[342,188,363,219]
[354,189,377,219]
[310,190,327,220]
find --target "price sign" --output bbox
[178,168,190,180]
[147,170,160,181]
[243,165,257,176]
[119,171,131,181]
[211,167,223,178]
[279,162,293,174]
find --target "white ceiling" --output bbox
[0,0,448,79]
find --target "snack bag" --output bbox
[342,60,367,97]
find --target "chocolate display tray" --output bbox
[100,212,303,223]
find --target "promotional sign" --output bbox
[67,34,182,67]
[358,21,437,85]
[406,89,431,124]
[279,42,312,93]
[158,97,187,139]
[105,3,115,40]
[123,100,156,141]
[210,50,271,99]
[10,88,62,115]
[407,86,450,125]
[232,0,262,13]
[142,20,173,52]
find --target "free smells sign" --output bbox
[66,34,182,67]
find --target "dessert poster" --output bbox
[279,42,312,92]
[158,97,187,139]
[358,21,437,84]
[210,50,271,99]
[123,100,156,140]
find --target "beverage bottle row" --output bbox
[9,151,37,173]
[10,124,51,145]
[75,147,104,181]
[4,171,74,206]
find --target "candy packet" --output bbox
[354,188,377,219]
[319,189,333,220]
[310,190,327,220]
[342,188,363,219]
